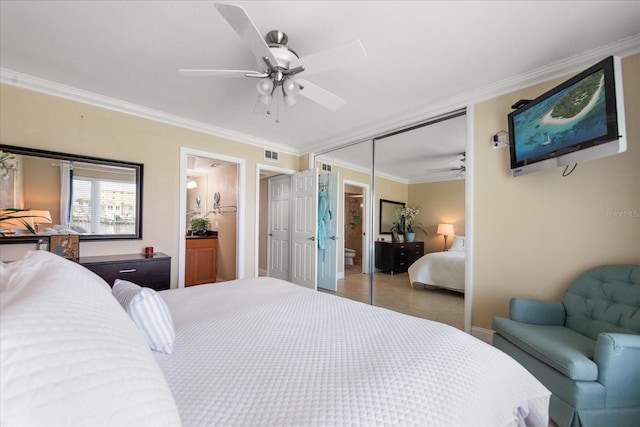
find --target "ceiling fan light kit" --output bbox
[178,2,366,121]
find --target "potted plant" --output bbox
[190,217,209,235]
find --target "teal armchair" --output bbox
[492,265,640,427]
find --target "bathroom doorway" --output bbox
[178,147,245,288]
[343,182,366,277]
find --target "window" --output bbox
[69,163,137,235]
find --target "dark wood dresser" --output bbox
[375,241,424,274]
[80,253,171,291]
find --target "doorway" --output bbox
[256,163,296,278]
[178,147,245,288]
[342,181,369,278]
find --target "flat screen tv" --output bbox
[508,56,626,177]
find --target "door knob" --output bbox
[268,233,273,237]
[307,236,316,241]
[329,236,336,240]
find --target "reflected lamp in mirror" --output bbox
[437,223,454,251]
[0,210,35,235]
[31,210,52,233]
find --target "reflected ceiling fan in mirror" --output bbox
[425,152,466,179]
[179,3,367,119]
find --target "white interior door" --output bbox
[317,172,339,291]
[267,175,290,281]
[291,169,318,289]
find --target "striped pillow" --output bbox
[112,279,175,354]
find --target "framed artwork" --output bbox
[49,234,79,262]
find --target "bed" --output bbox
[408,236,465,292]
[2,250,550,426]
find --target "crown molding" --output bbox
[0,68,300,157]
[2,34,638,160]
[304,34,640,155]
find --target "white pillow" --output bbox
[1,250,111,294]
[449,235,465,252]
[1,251,181,426]
[112,279,176,354]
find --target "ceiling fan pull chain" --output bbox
[275,89,280,124]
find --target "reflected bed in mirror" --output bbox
[0,144,143,243]
[379,199,405,234]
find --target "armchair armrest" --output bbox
[509,298,565,325]
[594,333,640,408]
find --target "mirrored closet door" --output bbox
[315,140,373,304]
[313,110,467,331]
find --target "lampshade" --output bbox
[437,223,454,236]
[283,93,298,107]
[256,78,274,96]
[258,94,273,106]
[282,79,299,96]
[31,210,52,224]
[0,210,35,231]
[187,180,197,189]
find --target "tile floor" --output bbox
[335,268,465,330]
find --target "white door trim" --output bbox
[342,179,370,275]
[179,147,246,288]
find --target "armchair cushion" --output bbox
[564,265,640,340]
[493,317,598,381]
[509,298,565,325]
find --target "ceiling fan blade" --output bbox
[214,3,277,68]
[179,69,267,78]
[426,167,462,174]
[290,39,366,77]
[296,79,345,110]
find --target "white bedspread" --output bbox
[155,277,549,426]
[408,250,465,292]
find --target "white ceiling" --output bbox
[1,1,639,182]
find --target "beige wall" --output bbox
[208,163,238,281]
[23,155,60,224]
[0,84,300,287]
[408,180,465,253]
[472,54,640,329]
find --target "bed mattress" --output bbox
[155,277,549,426]
[408,250,465,292]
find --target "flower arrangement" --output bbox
[0,151,16,181]
[392,205,421,233]
[403,206,420,233]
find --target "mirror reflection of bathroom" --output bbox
[344,184,364,276]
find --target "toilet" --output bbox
[344,248,356,265]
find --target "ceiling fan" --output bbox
[425,152,466,178]
[179,3,367,114]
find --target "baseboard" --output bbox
[471,326,495,345]
[258,268,268,277]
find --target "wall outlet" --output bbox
[492,133,508,149]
